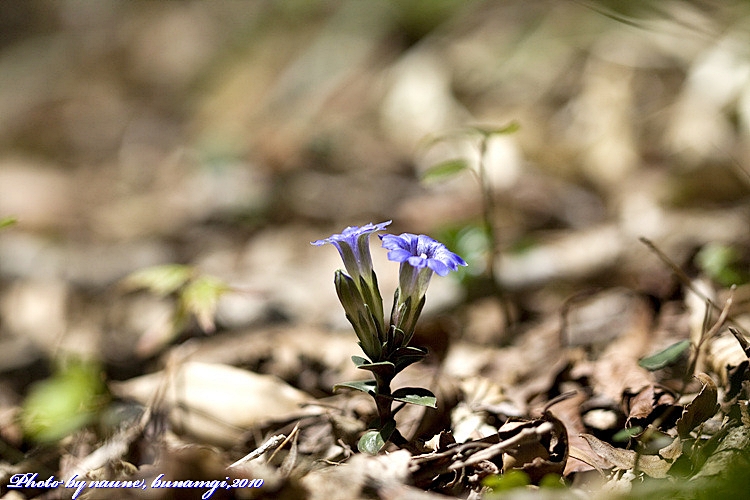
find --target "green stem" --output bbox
[477,135,510,327]
[478,135,496,282]
[372,373,415,450]
[374,373,393,428]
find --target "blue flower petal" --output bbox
[380,232,466,276]
[427,258,451,276]
[386,248,412,263]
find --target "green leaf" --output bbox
[333,380,377,396]
[357,420,396,455]
[613,425,643,442]
[21,359,107,443]
[392,347,428,373]
[420,159,469,183]
[356,361,396,378]
[122,264,193,296]
[483,470,531,492]
[696,243,748,286]
[180,275,229,332]
[0,217,17,229]
[391,387,437,408]
[351,356,370,367]
[472,121,520,137]
[638,340,691,371]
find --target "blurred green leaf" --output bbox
[472,121,520,137]
[696,243,748,287]
[180,275,230,332]
[122,264,193,296]
[21,359,107,443]
[420,159,469,183]
[0,217,17,229]
[483,470,531,491]
[638,340,691,371]
[613,425,643,442]
[539,473,565,489]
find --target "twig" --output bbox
[228,433,288,469]
[639,237,748,337]
[448,422,555,470]
[268,423,300,464]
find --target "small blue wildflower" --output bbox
[380,233,466,341]
[312,221,391,283]
[380,233,466,276]
[313,221,391,351]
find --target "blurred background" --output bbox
[1,0,750,449]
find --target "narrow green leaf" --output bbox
[356,361,396,378]
[638,340,691,371]
[391,387,437,408]
[0,217,17,229]
[333,380,377,396]
[351,356,370,367]
[472,121,520,137]
[420,159,469,183]
[613,426,643,442]
[391,346,428,357]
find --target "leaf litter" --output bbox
[4,2,750,499]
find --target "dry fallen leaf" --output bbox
[110,362,317,446]
[676,373,719,437]
[580,433,673,479]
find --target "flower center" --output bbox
[419,252,428,259]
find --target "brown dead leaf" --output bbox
[504,411,568,483]
[110,362,318,446]
[589,294,656,404]
[302,450,412,500]
[580,433,673,478]
[624,385,677,428]
[676,373,719,437]
[659,436,683,461]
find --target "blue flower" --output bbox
[380,233,466,277]
[380,233,466,341]
[312,221,391,283]
[313,221,391,350]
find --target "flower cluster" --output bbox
[313,221,466,453]
[313,222,466,363]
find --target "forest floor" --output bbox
[2,2,750,499]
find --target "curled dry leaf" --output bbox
[706,332,749,386]
[624,385,677,428]
[110,362,316,446]
[451,376,519,443]
[580,433,673,478]
[676,373,719,437]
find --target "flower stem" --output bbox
[374,373,392,427]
